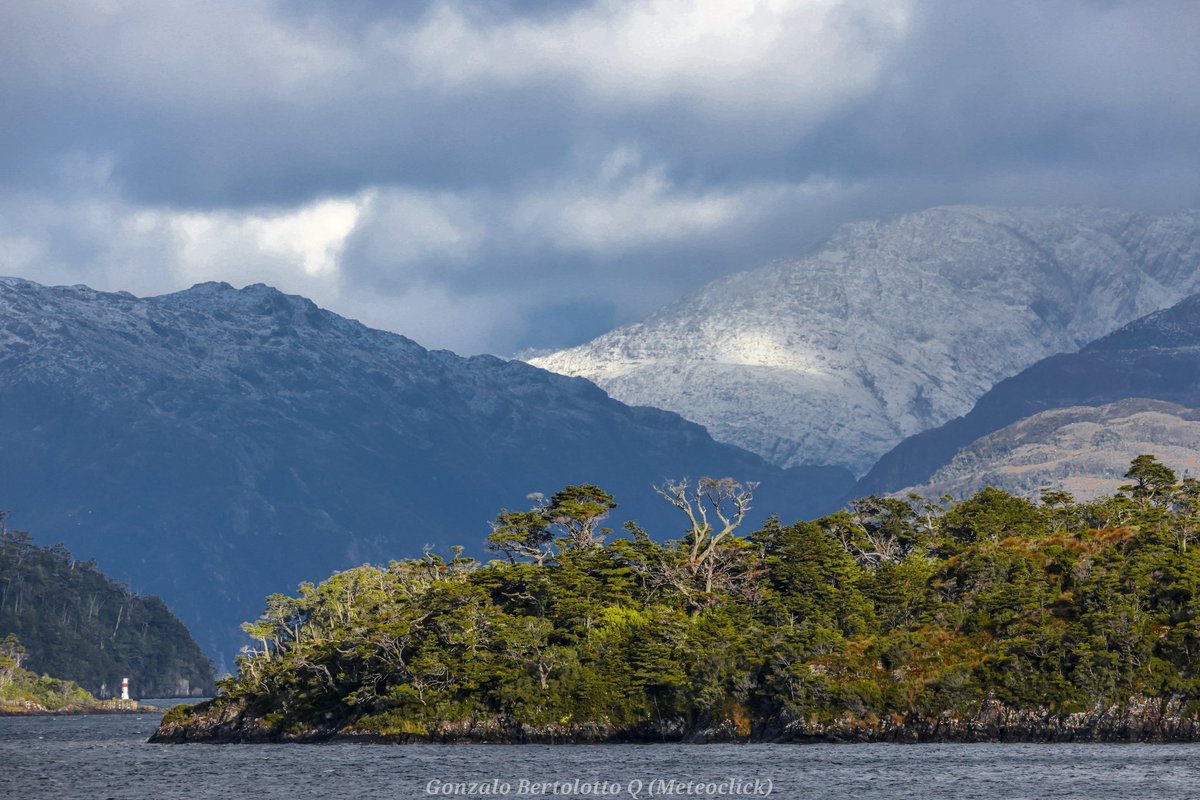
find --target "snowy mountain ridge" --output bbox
[530,206,1200,474]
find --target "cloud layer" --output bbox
[2,0,1197,354]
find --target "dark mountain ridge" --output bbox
[856,293,1200,497]
[0,277,850,666]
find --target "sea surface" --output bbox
[3,710,1200,800]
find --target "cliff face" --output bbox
[152,697,1200,744]
[532,206,1200,474]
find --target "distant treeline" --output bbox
[178,456,1200,741]
[0,526,214,697]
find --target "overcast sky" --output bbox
[2,1,1197,355]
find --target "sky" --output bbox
[1,0,1198,355]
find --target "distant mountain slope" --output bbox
[858,294,1200,496]
[0,528,213,698]
[899,399,1200,502]
[0,278,850,667]
[531,206,1200,473]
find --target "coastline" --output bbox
[1,698,161,717]
[150,696,1200,745]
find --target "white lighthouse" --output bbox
[120,677,130,701]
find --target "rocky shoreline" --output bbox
[150,697,1200,744]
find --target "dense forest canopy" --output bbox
[173,456,1200,742]
[0,526,214,698]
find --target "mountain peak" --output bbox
[0,275,851,665]
[531,205,1200,474]
[183,280,236,293]
[153,280,333,331]
[170,280,295,305]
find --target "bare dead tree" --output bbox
[653,477,760,608]
[656,478,757,574]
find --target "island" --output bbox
[154,462,1200,743]
[0,527,215,701]
[1,634,157,715]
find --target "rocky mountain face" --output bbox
[530,206,1200,474]
[0,278,851,666]
[858,293,1200,497]
[898,399,1200,502]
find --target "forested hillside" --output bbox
[158,460,1200,743]
[0,527,214,698]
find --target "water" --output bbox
[3,713,1200,799]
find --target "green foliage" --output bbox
[0,529,214,697]
[161,702,197,725]
[545,485,617,549]
[0,633,25,688]
[214,461,1200,736]
[487,484,618,564]
[940,486,1046,546]
[0,634,98,709]
[1122,454,1178,508]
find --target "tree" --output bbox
[1167,476,1200,552]
[487,485,617,564]
[1121,454,1178,509]
[939,487,1045,546]
[755,517,874,636]
[1040,489,1077,535]
[545,485,617,550]
[487,506,555,566]
[654,477,760,608]
[820,495,924,568]
[0,634,25,688]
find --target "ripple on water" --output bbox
[4,715,1200,800]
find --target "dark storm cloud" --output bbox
[0,0,904,205]
[1,0,1197,354]
[833,1,1200,199]
[0,4,588,207]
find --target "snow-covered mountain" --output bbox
[0,278,850,666]
[530,206,1200,474]
[898,399,1200,503]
